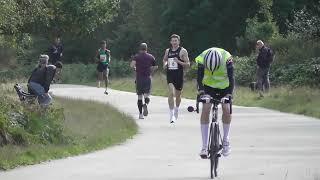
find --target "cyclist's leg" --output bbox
[201,101,212,150]
[221,94,232,156]
[221,103,231,141]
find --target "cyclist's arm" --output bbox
[162,49,169,69]
[226,58,235,95]
[178,48,190,68]
[197,64,205,91]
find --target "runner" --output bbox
[130,43,158,119]
[96,40,111,94]
[196,47,235,158]
[162,34,190,123]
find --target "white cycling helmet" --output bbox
[204,49,222,72]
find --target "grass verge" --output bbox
[109,75,320,119]
[0,94,137,170]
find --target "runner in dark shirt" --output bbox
[130,43,158,119]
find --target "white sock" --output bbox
[201,124,209,149]
[223,123,231,142]
[169,108,174,116]
[174,107,179,112]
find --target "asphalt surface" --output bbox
[1,84,319,180]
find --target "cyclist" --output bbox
[196,47,235,158]
[130,43,158,119]
[162,34,190,123]
[96,40,111,94]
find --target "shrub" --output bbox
[235,55,320,87]
[0,94,66,146]
[234,55,257,85]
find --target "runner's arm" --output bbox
[177,48,190,68]
[226,58,235,95]
[197,64,205,91]
[151,58,158,72]
[130,60,136,69]
[107,50,111,64]
[95,50,100,63]
[162,49,169,69]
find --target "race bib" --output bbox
[168,58,178,70]
[100,54,107,62]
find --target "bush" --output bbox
[0,94,66,146]
[62,60,133,84]
[235,55,320,87]
[270,34,320,64]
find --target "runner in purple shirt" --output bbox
[130,43,158,119]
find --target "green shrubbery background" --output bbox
[0,88,66,146]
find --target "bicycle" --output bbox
[14,84,37,104]
[188,94,232,179]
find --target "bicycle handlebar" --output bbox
[187,95,233,114]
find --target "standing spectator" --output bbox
[48,37,63,83]
[256,40,274,97]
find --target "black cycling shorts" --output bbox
[136,77,151,95]
[167,70,183,91]
[97,62,109,72]
[204,85,231,101]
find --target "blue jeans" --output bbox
[28,82,52,105]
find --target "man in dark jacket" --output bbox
[28,55,56,106]
[256,40,273,96]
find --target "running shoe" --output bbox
[143,104,148,116]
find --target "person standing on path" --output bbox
[96,40,111,95]
[48,36,63,83]
[256,40,274,97]
[162,34,190,124]
[131,43,158,119]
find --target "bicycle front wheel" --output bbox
[209,123,220,178]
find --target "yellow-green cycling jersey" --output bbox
[195,47,231,89]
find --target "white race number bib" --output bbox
[168,58,178,70]
[100,54,107,62]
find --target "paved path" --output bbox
[1,85,319,180]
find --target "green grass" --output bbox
[0,96,137,170]
[110,75,320,119]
